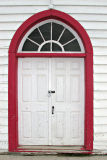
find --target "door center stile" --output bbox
[48,58,52,145]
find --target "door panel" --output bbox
[18,58,84,146]
[51,58,84,145]
[18,58,49,145]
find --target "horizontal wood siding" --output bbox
[0,0,106,151]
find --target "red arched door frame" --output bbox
[8,9,93,152]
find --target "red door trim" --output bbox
[16,53,86,57]
[8,9,93,152]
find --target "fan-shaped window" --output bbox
[18,20,85,53]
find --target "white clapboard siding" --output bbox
[94,109,107,117]
[0,110,8,117]
[0,75,8,83]
[0,134,8,142]
[0,49,8,56]
[94,56,107,65]
[91,38,107,47]
[87,30,107,39]
[0,65,8,74]
[70,14,107,22]
[80,22,107,30]
[94,124,107,134]
[0,31,15,40]
[0,6,48,14]
[0,0,106,152]
[0,57,8,65]
[94,65,107,74]
[53,0,107,6]
[0,126,8,134]
[93,47,107,55]
[1,14,107,23]
[94,117,107,125]
[55,6,107,14]
[0,40,11,49]
[0,101,8,110]
[94,83,107,91]
[0,87,8,93]
[0,118,8,126]
[94,91,107,100]
[94,100,107,109]
[0,23,21,31]
[94,74,107,83]
[94,133,107,141]
[0,0,50,6]
[0,93,8,101]
[0,14,33,22]
[1,22,107,31]
[0,142,8,150]
[94,143,107,150]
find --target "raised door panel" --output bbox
[18,58,49,145]
[51,58,84,145]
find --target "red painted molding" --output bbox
[8,9,93,152]
[16,53,86,57]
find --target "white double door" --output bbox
[18,58,84,146]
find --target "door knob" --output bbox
[48,90,55,94]
[52,106,54,114]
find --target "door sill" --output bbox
[17,145,89,153]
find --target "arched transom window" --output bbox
[18,19,85,53]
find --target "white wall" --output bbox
[0,0,107,151]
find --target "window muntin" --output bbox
[18,19,85,53]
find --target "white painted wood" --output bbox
[94,56,107,65]
[0,0,107,151]
[0,66,8,74]
[18,58,49,145]
[0,49,8,56]
[94,65,107,74]
[18,58,84,145]
[51,58,84,145]
[1,14,107,23]
[0,93,8,101]
[0,134,8,142]
[0,0,50,6]
[0,75,8,83]
[0,142,8,150]
[0,14,33,22]
[0,126,8,134]
[53,0,107,6]
[94,74,107,83]
[0,23,21,31]
[94,83,107,91]
[55,6,107,14]
[0,57,8,65]
[91,38,107,47]
[94,91,107,100]
[70,14,107,22]
[87,30,107,38]
[94,109,107,117]
[94,124,107,133]
[94,117,107,125]
[0,6,48,14]
[0,102,8,110]
[94,100,107,109]
[93,47,107,55]
[0,31,15,39]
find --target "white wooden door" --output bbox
[18,58,84,145]
[51,58,84,145]
[18,58,49,145]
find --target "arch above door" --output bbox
[8,9,93,152]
